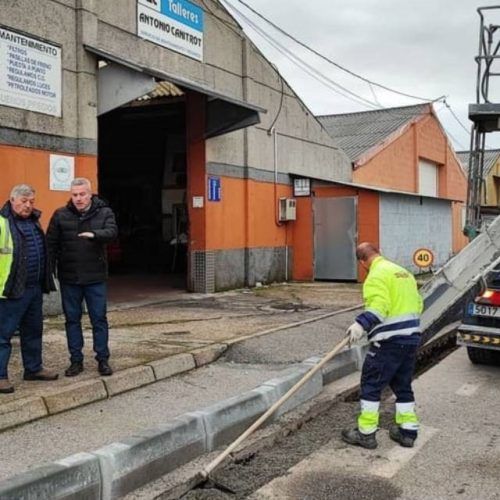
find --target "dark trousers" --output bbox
[61,282,110,363]
[0,285,43,379]
[361,343,418,403]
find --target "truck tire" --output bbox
[466,346,499,365]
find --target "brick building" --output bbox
[298,104,469,280]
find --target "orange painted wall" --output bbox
[417,115,447,164]
[293,196,313,281]
[444,147,468,201]
[186,91,207,252]
[353,115,467,204]
[0,144,97,229]
[205,176,292,250]
[353,126,416,192]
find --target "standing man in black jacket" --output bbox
[0,184,58,394]
[47,178,118,377]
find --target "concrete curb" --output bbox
[0,347,228,433]
[0,452,101,500]
[103,365,155,397]
[146,353,196,380]
[0,305,361,433]
[93,414,206,500]
[0,345,363,499]
[44,379,108,415]
[0,396,48,432]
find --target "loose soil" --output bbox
[182,400,399,500]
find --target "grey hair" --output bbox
[10,184,35,199]
[71,177,92,191]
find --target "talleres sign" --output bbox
[0,26,62,117]
[137,0,204,61]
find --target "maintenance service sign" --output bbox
[0,26,62,117]
[137,0,204,62]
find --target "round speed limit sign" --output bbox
[413,248,434,268]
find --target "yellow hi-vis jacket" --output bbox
[0,216,14,298]
[355,256,424,344]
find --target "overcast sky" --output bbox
[221,0,500,151]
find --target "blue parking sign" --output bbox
[208,176,221,202]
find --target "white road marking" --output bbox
[455,383,481,396]
[368,425,438,478]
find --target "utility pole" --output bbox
[465,6,500,239]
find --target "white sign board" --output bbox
[50,155,74,191]
[192,196,204,208]
[137,0,204,62]
[0,26,62,116]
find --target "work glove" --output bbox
[346,322,365,347]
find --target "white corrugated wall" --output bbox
[379,193,452,273]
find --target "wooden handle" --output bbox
[202,335,350,477]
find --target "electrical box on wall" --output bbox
[279,198,297,221]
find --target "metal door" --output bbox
[313,197,357,280]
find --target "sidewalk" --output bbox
[0,282,362,432]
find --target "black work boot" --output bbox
[24,368,59,381]
[389,425,416,448]
[98,360,113,376]
[0,379,14,394]
[65,361,84,377]
[341,428,378,449]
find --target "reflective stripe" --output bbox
[360,399,380,411]
[395,402,419,431]
[395,402,416,413]
[358,399,380,434]
[368,313,421,342]
[370,327,421,343]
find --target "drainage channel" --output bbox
[131,329,458,500]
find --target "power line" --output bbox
[230,1,454,129]
[227,0,444,103]
[225,1,383,110]
[223,0,476,148]
[220,0,474,149]
[443,100,471,134]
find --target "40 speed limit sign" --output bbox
[413,248,434,268]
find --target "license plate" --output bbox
[468,303,500,318]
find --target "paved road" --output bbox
[0,310,357,482]
[248,347,500,500]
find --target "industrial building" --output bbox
[0,1,466,295]
[316,104,468,276]
[0,0,354,294]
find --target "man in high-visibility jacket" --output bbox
[0,185,58,394]
[342,242,423,449]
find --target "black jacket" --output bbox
[0,201,55,298]
[47,196,118,285]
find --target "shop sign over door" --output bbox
[0,26,62,117]
[137,0,204,62]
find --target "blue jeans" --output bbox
[61,282,110,363]
[0,285,43,379]
[361,343,418,403]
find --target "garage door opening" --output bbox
[98,91,188,299]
